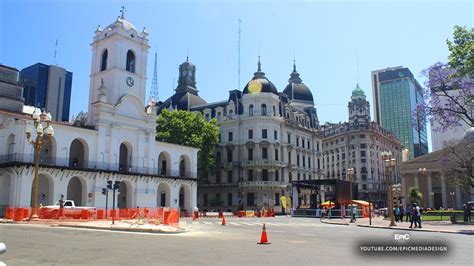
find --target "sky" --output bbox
[1,0,473,127]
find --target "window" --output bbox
[249,104,254,116]
[228,132,233,142]
[360,134,365,139]
[296,137,299,146]
[274,130,278,140]
[288,133,291,144]
[360,144,367,149]
[275,170,279,181]
[216,152,221,163]
[262,169,268,181]
[204,193,208,206]
[205,113,210,121]
[248,148,253,160]
[126,50,136,72]
[216,171,221,183]
[228,110,233,118]
[308,157,311,168]
[275,193,280,206]
[262,129,267,139]
[288,152,291,163]
[248,129,253,139]
[275,149,279,160]
[262,148,268,159]
[303,156,306,167]
[307,140,310,149]
[317,143,320,151]
[227,150,233,162]
[302,139,305,148]
[218,134,221,143]
[101,49,108,71]
[297,155,300,166]
[361,150,366,157]
[273,106,276,116]
[247,193,255,206]
[289,172,293,182]
[297,173,300,180]
[248,170,254,181]
[228,193,233,206]
[227,171,233,183]
[261,104,267,116]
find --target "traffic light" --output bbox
[113,181,121,190]
[107,180,113,190]
[102,188,107,195]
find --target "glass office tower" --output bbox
[372,67,428,159]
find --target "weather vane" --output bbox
[120,5,126,18]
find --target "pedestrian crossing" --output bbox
[180,219,322,228]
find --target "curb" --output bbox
[56,224,188,234]
[320,219,474,235]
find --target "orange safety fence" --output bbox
[2,207,178,223]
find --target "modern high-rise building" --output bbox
[0,64,24,113]
[19,63,73,121]
[371,66,428,160]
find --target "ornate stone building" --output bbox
[0,15,198,213]
[320,85,402,208]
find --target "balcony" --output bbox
[0,153,196,179]
[239,181,288,190]
[241,160,286,169]
[198,182,239,188]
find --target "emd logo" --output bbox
[394,233,410,240]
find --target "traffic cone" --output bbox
[221,215,226,226]
[258,223,271,245]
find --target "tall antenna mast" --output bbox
[54,39,58,64]
[150,48,159,100]
[238,18,241,90]
[356,48,360,84]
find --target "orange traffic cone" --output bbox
[221,215,226,226]
[258,223,271,245]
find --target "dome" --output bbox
[106,16,138,34]
[463,127,474,141]
[282,63,314,103]
[242,58,278,95]
[352,84,365,96]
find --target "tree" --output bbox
[407,187,423,205]
[156,109,219,180]
[441,137,474,195]
[415,26,473,132]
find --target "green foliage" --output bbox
[156,109,219,180]
[407,187,423,205]
[447,25,474,77]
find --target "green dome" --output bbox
[352,84,365,96]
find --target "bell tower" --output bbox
[87,14,150,125]
[348,84,371,124]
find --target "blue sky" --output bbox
[1,0,473,127]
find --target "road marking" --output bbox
[264,222,283,227]
[204,221,212,225]
[240,222,254,226]
[228,222,240,226]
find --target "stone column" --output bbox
[292,186,298,210]
[427,173,433,208]
[414,174,419,189]
[440,174,448,208]
[455,186,461,209]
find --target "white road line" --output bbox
[204,221,212,225]
[264,222,283,227]
[240,222,254,226]
[228,222,240,226]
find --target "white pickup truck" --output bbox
[45,200,96,211]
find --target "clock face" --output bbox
[126,77,134,87]
[182,70,187,77]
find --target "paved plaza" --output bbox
[1,216,472,265]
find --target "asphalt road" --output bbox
[1,216,472,265]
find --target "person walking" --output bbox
[399,206,404,223]
[394,206,400,222]
[405,204,412,223]
[463,204,469,223]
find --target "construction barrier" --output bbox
[5,208,14,219]
[163,210,179,225]
[14,208,24,221]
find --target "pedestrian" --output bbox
[394,206,400,222]
[463,204,469,223]
[399,206,404,223]
[405,204,412,223]
[409,203,418,228]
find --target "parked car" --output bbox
[45,200,96,211]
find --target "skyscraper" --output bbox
[371,66,428,159]
[19,63,73,121]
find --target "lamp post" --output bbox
[347,167,355,223]
[25,109,54,220]
[382,151,396,226]
[107,180,121,224]
[449,192,456,209]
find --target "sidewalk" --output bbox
[0,219,186,234]
[321,216,474,235]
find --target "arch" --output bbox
[39,137,57,165]
[119,141,133,172]
[157,182,171,207]
[6,134,15,155]
[101,49,108,71]
[0,174,12,206]
[67,176,87,206]
[179,154,192,178]
[126,50,136,73]
[228,109,234,118]
[158,151,171,176]
[261,104,267,116]
[118,180,133,209]
[178,183,192,212]
[249,104,254,116]
[32,173,54,206]
[69,138,89,168]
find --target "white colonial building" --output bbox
[0,14,198,214]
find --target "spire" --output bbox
[150,49,159,100]
[257,56,261,72]
[253,56,265,79]
[120,5,126,19]
[288,60,302,84]
[293,59,296,72]
[352,83,365,96]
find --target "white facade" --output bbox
[0,15,198,213]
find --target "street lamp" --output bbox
[347,167,355,223]
[25,109,54,220]
[382,151,396,227]
[449,191,456,209]
[107,180,121,224]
